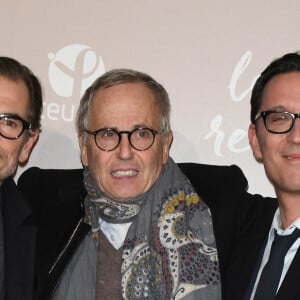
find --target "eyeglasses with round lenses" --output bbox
[0,113,32,140]
[84,127,164,151]
[255,110,300,134]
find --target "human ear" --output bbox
[18,130,39,164]
[248,124,263,161]
[79,134,88,167]
[162,131,173,164]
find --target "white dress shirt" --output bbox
[98,217,132,249]
[250,208,300,300]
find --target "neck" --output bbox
[277,191,300,229]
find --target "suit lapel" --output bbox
[241,236,268,300]
[226,200,277,300]
[235,223,270,299]
[276,247,300,300]
[2,177,36,300]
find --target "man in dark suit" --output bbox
[17,68,266,300]
[226,52,300,300]
[19,161,261,300]
[0,57,42,299]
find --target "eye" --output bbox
[269,112,290,123]
[101,129,116,138]
[136,129,151,138]
[1,118,18,127]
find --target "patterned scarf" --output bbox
[84,157,221,300]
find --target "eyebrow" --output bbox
[263,106,287,111]
[0,112,22,118]
[99,124,152,131]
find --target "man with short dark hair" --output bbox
[225,52,300,300]
[0,56,42,299]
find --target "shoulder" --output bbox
[18,167,84,196]
[18,167,84,194]
[178,162,248,192]
[177,162,277,209]
[17,167,85,220]
[18,167,83,186]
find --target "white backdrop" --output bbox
[2,0,300,197]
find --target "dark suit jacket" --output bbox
[1,177,36,300]
[225,194,300,300]
[17,163,275,300]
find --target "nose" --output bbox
[116,133,134,159]
[287,116,300,143]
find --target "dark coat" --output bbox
[225,191,300,300]
[1,177,36,300]
[18,163,276,300]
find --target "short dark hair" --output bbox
[76,68,171,137]
[0,57,43,130]
[250,52,300,123]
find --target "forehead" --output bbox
[88,82,159,128]
[261,72,300,110]
[0,75,30,117]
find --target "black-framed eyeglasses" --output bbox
[84,127,164,151]
[255,110,300,134]
[0,113,32,140]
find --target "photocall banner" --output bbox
[1,0,300,197]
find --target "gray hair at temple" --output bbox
[76,68,171,141]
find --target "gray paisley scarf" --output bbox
[84,157,221,300]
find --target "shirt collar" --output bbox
[271,208,300,236]
[98,216,131,249]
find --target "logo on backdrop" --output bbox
[204,51,257,156]
[44,44,105,122]
[48,44,105,99]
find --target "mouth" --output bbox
[111,170,138,178]
[284,154,300,160]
